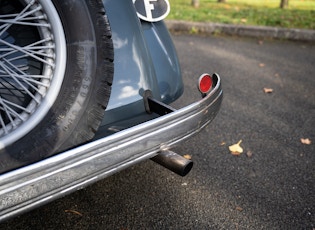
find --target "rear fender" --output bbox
[102,0,183,126]
[103,0,160,111]
[141,20,183,104]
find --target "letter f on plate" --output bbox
[133,0,170,22]
[144,0,157,21]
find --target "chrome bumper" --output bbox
[0,74,222,222]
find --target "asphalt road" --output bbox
[1,35,314,229]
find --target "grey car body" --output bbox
[102,0,183,132]
[0,0,222,221]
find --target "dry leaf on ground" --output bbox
[259,63,265,67]
[263,88,273,93]
[301,138,311,145]
[64,210,83,216]
[229,140,243,156]
[246,151,253,158]
[183,154,192,160]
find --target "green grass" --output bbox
[167,0,315,29]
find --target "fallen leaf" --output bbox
[64,210,83,216]
[229,140,243,156]
[258,40,264,45]
[246,150,253,158]
[236,206,243,211]
[183,154,192,160]
[301,138,311,145]
[220,141,226,146]
[263,88,273,93]
[274,73,280,77]
[241,18,247,23]
[259,63,265,67]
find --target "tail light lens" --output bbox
[198,73,213,94]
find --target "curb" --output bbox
[165,20,315,42]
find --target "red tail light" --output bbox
[198,73,213,94]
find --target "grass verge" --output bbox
[167,0,315,30]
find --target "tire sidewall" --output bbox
[0,0,113,172]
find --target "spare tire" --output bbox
[0,0,114,173]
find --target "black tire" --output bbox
[0,0,114,173]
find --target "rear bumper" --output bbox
[0,74,222,222]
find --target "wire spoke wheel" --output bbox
[0,0,66,147]
[0,0,113,173]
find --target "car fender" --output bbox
[102,0,183,127]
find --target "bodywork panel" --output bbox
[102,0,183,128]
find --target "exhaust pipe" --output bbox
[151,150,193,177]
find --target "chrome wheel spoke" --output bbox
[0,0,38,37]
[0,0,66,145]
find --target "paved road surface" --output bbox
[1,34,314,229]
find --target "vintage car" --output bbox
[0,0,222,221]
